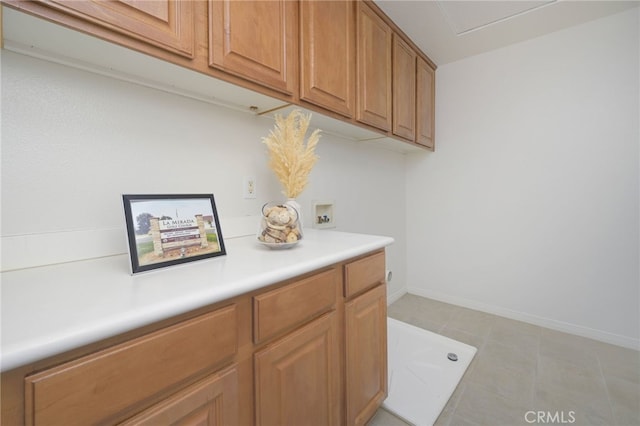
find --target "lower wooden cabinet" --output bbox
[345,282,387,426]
[24,306,238,426]
[255,312,341,426]
[120,366,239,426]
[7,250,387,426]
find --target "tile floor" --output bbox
[368,294,640,426]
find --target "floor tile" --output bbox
[388,294,457,333]
[535,355,614,425]
[534,384,614,425]
[366,407,411,426]
[467,341,536,405]
[380,294,640,426]
[444,307,496,339]
[604,375,640,426]
[453,381,531,426]
[438,326,486,352]
[595,341,640,385]
[446,413,482,426]
[488,316,541,355]
[537,354,607,398]
[539,328,600,368]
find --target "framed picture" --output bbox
[122,194,226,274]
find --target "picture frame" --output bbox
[122,194,226,274]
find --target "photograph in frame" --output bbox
[122,194,226,274]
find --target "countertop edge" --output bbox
[1,231,394,372]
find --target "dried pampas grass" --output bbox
[262,110,321,199]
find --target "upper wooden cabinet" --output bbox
[356,1,392,132]
[26,0,195,58]
[209,0,297,95]
[300,0,355,117]
[392,34,417,142]
[416,57,435,149]
[3,0,435,150]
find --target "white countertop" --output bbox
[0,229,393,372]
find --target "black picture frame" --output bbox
[122,194,226,274]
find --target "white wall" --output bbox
[0,51,407,299]
[406,8,639,348]
[3,7,637,348]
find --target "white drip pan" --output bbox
[384,318,477,426]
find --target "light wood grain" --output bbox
[345,284,388,425]
[344,250,386,298]
[416,57,435,150]
[392,34,417,141]
[5,250,388,426]
[25,305,238,426]
[356,1,392,131]
[255,311,341,426]
[254,268,338,344]
[120,365,240,426]
[209,0,297,95]
[300,0,355,117]
[2,0,435,149]
[40,0,194,57]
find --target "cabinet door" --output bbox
[255,312,340,426]
[356,2,392,131]
[300,0,355,117]
[25,306,238,426]
[416,57,435,149]
[345,284,387,426]
[392,35,416,141]
[120,366,239,426]
[45,0,194,58]
[344,251,386,298]
[209,0,297,95]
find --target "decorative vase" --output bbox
[257,201,302,249]
[285,199,303,234]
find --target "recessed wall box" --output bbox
[312,201,335,229]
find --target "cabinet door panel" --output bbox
[300,0,354,117]
[25,306,238,426]
[209,0,296,95]
[120,366,239,426]
[392,35,416,141]
[47,0,194,57]
[255,312,340,426]
[416,57,435,149]
[345,284,387,426]
[356,2,392,131]
[254,268,337,344]
[344,251,385,298]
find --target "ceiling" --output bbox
[373,0,639,65]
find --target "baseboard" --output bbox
[408,286,640,351]
[387,288,407,306]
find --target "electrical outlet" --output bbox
[243,176,256,199]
